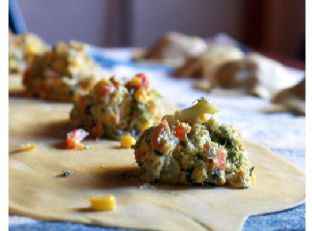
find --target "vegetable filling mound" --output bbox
[9,33,49,74]
[134,98,254,188]
[23,41,102,101]
[70,73,163,140]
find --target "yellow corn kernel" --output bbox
[120,134,136,149]
[20,143,36,152]
[250,174,256,184]
[134,89,148,103]
[25,43,39,53]
[90,194,116,211]
[129,76,142,86]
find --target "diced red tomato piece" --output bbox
[150,121,167,151]
[136,73,149,90]
[213,150,227,169]
[66,128,89,150]
[99,85,114,96]
[135,151,146,161]
[204,142,210,150]
[91,123,102,138]
[23,68,32,84]
[174,124,188,140]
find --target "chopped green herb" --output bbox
[250,166,255,176]
[57,169,71,178]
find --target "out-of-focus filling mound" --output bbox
[134,98,254,188]
[70,73,163,140]
[133,31,208,67]
[22,41,103,101]
[9,33,49,74]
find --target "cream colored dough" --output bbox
[9,97,304,231]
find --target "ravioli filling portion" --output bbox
[23,41,102,101]
[9,33,49,74]
[70,73,163,140]
[134,98,254,188]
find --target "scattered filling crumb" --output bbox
[66,129,89,150]
[12,143,37,154]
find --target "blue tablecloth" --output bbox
[9,48,305,231]
[9,203,305,231]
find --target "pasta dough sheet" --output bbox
[9,98,305,231]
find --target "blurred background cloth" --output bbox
[17,0,305,62]
[9,0,27,33]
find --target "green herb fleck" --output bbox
[249,166,255,176]
[57,169,71,178]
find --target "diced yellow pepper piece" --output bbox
[176,98,219,122]
[90,194,116,211]
[250,174,256,184]
[20,143,36,152]
[120,134,136,149]
[134,89,148,103]
[199,113,209,122]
